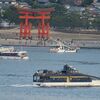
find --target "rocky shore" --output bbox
[0,28,100,48]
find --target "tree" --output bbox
[0,10,2,23]
[50,4,68,27]
[49,0,58,3]
[82,0,93,6]
[2,6,20,25]
[16,0,34,6]
[23,0,34,6]
[93,16,100,30]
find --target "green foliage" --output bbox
[0,11,2,23]
[50,4,82,28]
[82,0,93,6]
[2,6,20,24]
[23,0,34,6]
[50,0,65,4]
[49,0,58,3]
[93,17,100,29]
[50,4,67,27]
[16,0,34,6]
[1,2,99,30]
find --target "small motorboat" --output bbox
[50,46,65,53]
[65,48,77,53]
[50,46,78,53]
[33,64,100,87]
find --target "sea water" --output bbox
[0,47,100,100]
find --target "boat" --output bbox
[50,46,78,53]
[50,46,65,53]
[0,47,29,60]
[0,46,14,52]
[33,64,100,87]
[65,47,77,53]
[50,39,79,53]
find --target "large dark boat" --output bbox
[33,64,100,87]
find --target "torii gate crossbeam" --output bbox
[19,8,54,39]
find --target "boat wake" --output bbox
[10,84,39,88]
[0,73,30,78]
[66,60,100,65]
[0,84,39,88]
[65,60,100,66]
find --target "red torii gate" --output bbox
[19,8,54,39]
[19,11,32,39]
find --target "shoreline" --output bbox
[0,38,100,48]
[0,28,100,48]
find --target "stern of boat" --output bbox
[91,80,100,86]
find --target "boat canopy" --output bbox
[62,64,78,73]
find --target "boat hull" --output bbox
[65,49,77,53]
[0,56,29,60]
[0,51,29,60]
[33,80,100,87]
[50,48,77,53]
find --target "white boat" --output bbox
[33,64,100,87]
[50,46,65,53]
[0,47,29,60]
[33,80,100,87]
[50,39,79,53]
[50,46,77,53]
[65,48,77,53]
[0,47,14,52]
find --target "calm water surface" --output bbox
[0,47,100,100]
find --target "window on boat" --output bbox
[0,53,18,56]
[33,76,40,82]
[70,77,92,82]
[21,53,27,57]
[33,75,50,82]
[89,76,100,80]
[49,77,67,82]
